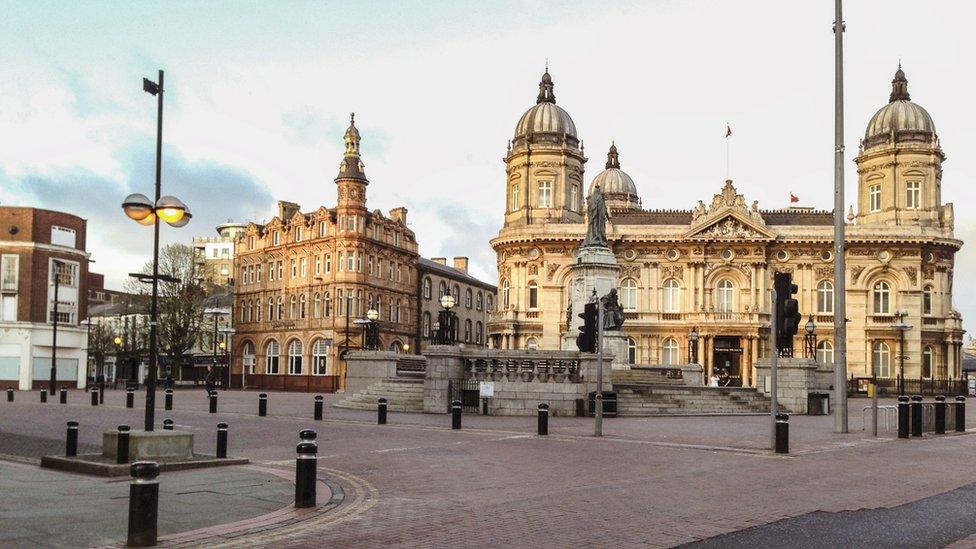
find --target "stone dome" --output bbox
[513,70,578,142]
[863,66,937,150]
[588,143,640,210]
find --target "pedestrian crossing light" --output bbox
[576,302,598,353]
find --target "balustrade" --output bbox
[464,355,581,383]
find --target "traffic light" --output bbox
[773,272,802,356]
[576,302,598,353]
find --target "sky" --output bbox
[2,1,975,331]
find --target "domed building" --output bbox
[490,66,964,389]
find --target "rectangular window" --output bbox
[295,226,303,242]
[538,181,552,208]
[338,252,345,272]
[1,254,18,293]
[315,256,321,275]
[869,185,882,213]
[277,261,283,279]
[248,236,255,249]
[325,254,332,273]
[511,184,520,210]
[347,252,355,272]
[257,264,261,282]
[268,262,275,281]
[273,231,280,246]
[394,232,401,247]
[318,221,327,237]
[300,258,307,278]
[570,184,579,211]
[51,226,76,248]
[906,181,920,209]
[290,259,297,278]
[368,255,374,276]
[356,253,363,272]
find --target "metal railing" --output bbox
[860,405,897,431]
[849,377,967,397]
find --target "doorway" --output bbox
[712,336,743,387]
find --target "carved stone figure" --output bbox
[582,185,609,248]
[601,289,625,331]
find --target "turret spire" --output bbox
[605,141,620,169]
[536,67,556,104]
[889,64,910,102]
[337,112,367,181]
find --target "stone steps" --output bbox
[615,385,771,416]
[334,378,425,412]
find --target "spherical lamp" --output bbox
[122,193,154,221]
[155,196,186,224]
[440,293,456,310]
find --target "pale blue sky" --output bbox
[3,1,975,332]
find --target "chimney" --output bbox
[277,200,301,221]
[390,207,408,225]
[431,257,447,266]
[453,257,469,273]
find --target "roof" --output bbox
[417,258,496,291]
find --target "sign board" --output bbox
[479,381,494,397]
[762,375,771,394]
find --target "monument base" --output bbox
[754,357,833,414]
[103,429,194,461]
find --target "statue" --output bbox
[601,289,625,331]
[691,200,706,221]
[582,184,609,248]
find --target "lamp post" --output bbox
[439,293,456,345]
[892,310,913,396]
[80,317,92,390]
[432,321,441,345]
[804,315,817,360]
[120,69,191,432]
[689,327,700,364]
[49,259,64,394]
[219,327,235,389]
[366,304,379,350]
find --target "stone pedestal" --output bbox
[423,345,465,414]
[601,330,630,370]
[561,246,622,362]
[102,430,194,461]
[681,364,704,386]
[754,357,833,414]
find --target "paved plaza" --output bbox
[3,388,976,547]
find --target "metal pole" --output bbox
[872,342,879,436]
[50,263,60,394]
[595,300,604,437]
[211,312,218,386]
[343,293,351,390]
[145,69,164,432]
[900,327,906,396]
[832,0,849,434]
[770,286,779,450]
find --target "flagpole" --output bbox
[725,124,731,180]
[832,0,849,434]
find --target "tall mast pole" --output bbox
[832,0,849,433]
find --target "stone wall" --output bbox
[754,358,833,414]
[345,351,407,396]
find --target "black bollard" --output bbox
[164,389,173,411]
[117,425,131,464]
[216,423,228,459]
[295,436,317,509]
[538,403,550,435]
[127,461,160,547]
[911,395,923,437]
[258,393,268,417]
[209,391,218,414]
[90,388,99,406]
[40,388,47,403]
[935,395,947,434]
[451,400,462,430]
[897,395,910,439]
[314,395,324,421]
[956,396,967,432]
[6,387,12,402]
[378,398,388,425]
[299,428,317,442]
[774,411,789,454]
[126,388,135,409]
[99,382,104,404]
[59,387,67,404]
[65,421,78,457]
[162,419,174,431]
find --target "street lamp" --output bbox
[48,259,65,394]
[689,327,699,364]
[804,315,817,360]
[365,304,379,351]
[120,69,191,432]
[891,310,913,396]
[438,293,456,345]
[219,327,235,389]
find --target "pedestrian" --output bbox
[205,365,215,394]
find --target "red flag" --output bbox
[790,193,799,203]
[725,124,732,138]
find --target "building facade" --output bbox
[418,257,497,350]
[0,207,90,389]
[193,222,246,287]
[489,67,964,387]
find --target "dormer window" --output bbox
[272,231,281,246]
[295,226,303,242]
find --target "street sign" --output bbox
[479,381,494,397]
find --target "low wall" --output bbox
[345,351,422,396]
[755,357,833,414]
[241,374,339,393]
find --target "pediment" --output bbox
[683,211,775,241]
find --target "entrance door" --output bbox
[712,336,742,387]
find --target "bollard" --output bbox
[126,388,135,409]
[314,395,324,421]
[295,436,317,509]
[60,387,67,404]
[162,419,174,431]
[956,396,967,432]
[40,388,47,403]
[538,403,549,436]
[117,425,131,464]
[378,398,388,425]
[8,387,14,402]
[216,423,228,459]
[65,421,78,457]
[99,383,104,404]
[258,393,268,417]
[482,398,488,416]
[91,388,99,406]
[208,391,218,414]
[774,411,789,454]
[911,395,923,437]
[451,400,462,430]
[897,395,910,439]
[127,461,160,547]
[935,395,947,434]
[164,389,173,411]
[299,428,317,442]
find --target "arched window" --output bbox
[487,294,494,311]
[662,279,680,313]
[324,293,332,317]
[299,294,307,319]
[511,183,520,210]
[242,341,256,374]
[817,280,834,314]
[255,299,260,322]
[395,299,402,323]
[526,337,538,351]
[816,340,834,364]
[265,340,280,374]
[268,298,274,321]
[453,284,460,299]
[290,295,297,319]
[313,293,321,318]
[873,281,891,314]
[476,321,484,344]
[527,281,538,309]
[276,296,284,320]
[627,338,637,365]
[423,277,432,299]
[923,286,933,316]
[465,289,473,308]
[872,341,891,378]
[439,281,447,298]
[476,292,484,311]
[621,279,638,311]
[389,340,403,353]
[716,279,734,313]
[423,312,432,338]
[501,280,510,308]
[464,319,472,342]
[312,339,329,375]
[288,340,303,374]
[662,338,679,365]
[922,346,933,378]
[240,301,246,323]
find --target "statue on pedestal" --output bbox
[601,289,625,331]
[582,184,609,248]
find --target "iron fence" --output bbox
[848,376,967,397]
[448,379,482,414]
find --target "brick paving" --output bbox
[3,388,976,547]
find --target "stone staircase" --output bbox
[333,378,425,412]
[612,368,683,386]
[615,385,772,416]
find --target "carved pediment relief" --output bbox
[684,213,775,241]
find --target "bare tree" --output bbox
[88,321,115,379]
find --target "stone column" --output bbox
[704,336,713,380]
[423,346,466,414]
[741,337,751,387]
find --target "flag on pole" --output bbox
[790,193,799,204]
[725,124,732,138]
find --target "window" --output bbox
[273,231,280,246]
[396,264,402,282]
[358,253,364,273]
[502,280,510,308]
[923,286,933,316]
[288,340,303,374]
[394,232,401,247]
[389,261,395,281]
[816,340,834,364]
[337,290,344,316]
[476,321,484,344]
[873,281,891,314]
[662,279,680,313]
[368,255,374,276]
[439,281,447,298]
[511,183,520,210]
[1,255,18,321]
[277,296,284,320]
[716,279,734,313]
[423,312,432,338]
[922,346,933,378]
[487,294,494,312]
[243,342,256,375]
[621,279,638,311]
[526,337,538,351]
[299,294,307,319]
[662,338,679,365]
[324,294,332,317]
[240,301,246,323]
[277,261,283,279]
[268,261,275,281]
[395,299,402,323]
[315,256,321,276]
[300,258,307,278]
[627,338,637,365]
[872,341,891,378]
[313,293,321,318]
[570,184,580,211]
[312,339,329,375]
[248,236,255,249]
[423,278,432,299]
[289,295,297,319]
[318,221,327,237]
[906,181,920,209]
[465,289,473,308]
[266,340,280,374]
[390,341,403,353]
[338,252,345,272]
[527,282,538,309]
[347,252,354,272]
[476,292,483,311]
[295,226,303,242]
[817,280,834,314]
[464,319,472,342]
[325,254,332,273]
[538,181,552,208]
[268,298,274,320]
[869,184,882,213]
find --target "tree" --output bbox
[88,321,115,379]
